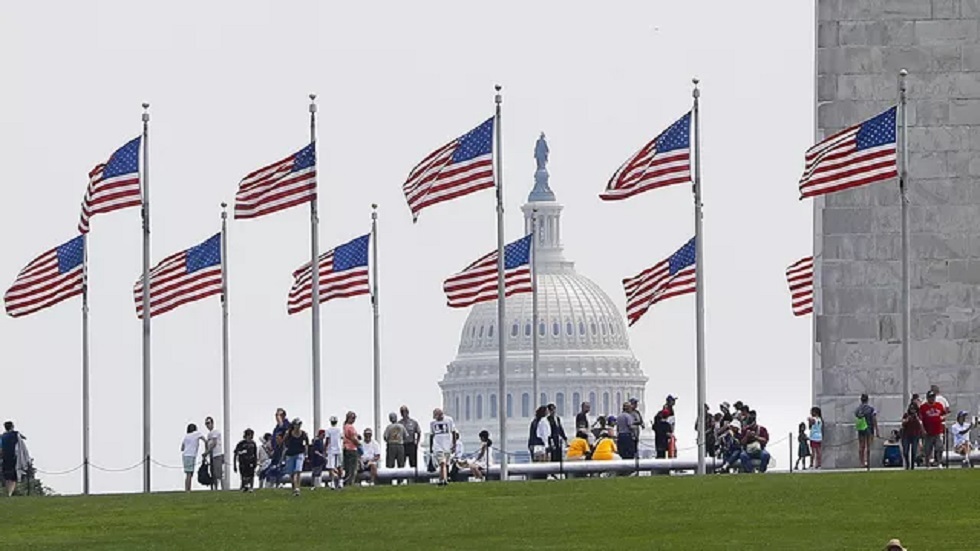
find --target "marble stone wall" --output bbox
[816,0,980,467]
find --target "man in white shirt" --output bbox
[204,417,225,490]
[325,416,343,489]
[359,429,382,485]
[931,384,950,411]
[429,408,456,486]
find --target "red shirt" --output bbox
[919,402,947,436]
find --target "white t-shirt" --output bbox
[207,429,224,457]
[182,432,203,458]
[430,416,455,453]
[361,439,381,462]
[952,422,971,447]
[326,426,343,454]
[452,440,465,460]
[536,418,552,444]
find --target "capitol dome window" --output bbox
[539,322,545,336]
[578,321,585,335]
[616,392,622,407]
[540,392,547,407]
[479,325,484,338]
[465,396,471,421]
[521,393,530,418]
[609,322,616,335]
[476,395,483,419]
[589,392,596,409]
[556,392,565,416]
[507,394,513,418]
[490,394,497,418]
[488,324,494,338]
[591,321,597,335]
[455,397,460,419]
[524,322,531,337]
[552,321,560,336]
[511,322,519,337]
[573,392,581,411]
[601,321,607,335]
[566,321,573,336]
[602,392,609,415]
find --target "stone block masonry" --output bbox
[815,0,980,468]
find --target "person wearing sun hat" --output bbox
[884,538,905,550]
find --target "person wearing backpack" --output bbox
[855,394,878,468]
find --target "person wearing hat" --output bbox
[919,391,947,467]
[717,420,743,472]
[950,410,975,468]
[884,538,905,550]
[282,418,310,496]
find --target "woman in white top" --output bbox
[180,424,206,492]
[951,411,975,467]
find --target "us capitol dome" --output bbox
[439,133,649,459]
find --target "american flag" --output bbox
[78,137,142,234]
[4,235,85,318]
[600,112,691,201]
[624,238,696,326]
[403,118,494,221]
[288,234,370,315]
[444,235,532,308]
[799,106,897,199]
[235,143,316,220]
[786,256,814,316]
[134,233,222,319]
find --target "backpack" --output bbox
[197,456,213,486]
[855,408,870,432]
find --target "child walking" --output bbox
[233,428,258,492]
[795,422,811,470]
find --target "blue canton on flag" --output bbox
[623,237,697,326]
[443,234,533,308]
[601,111,692,201]
[134,233,224,319]
[288,234,371,314]
[5,235,86,318]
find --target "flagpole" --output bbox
[899,69,911,402]
[309,93,322,433]
[494,84,509,480]
[692,79,707,476]
[531,208,539,409]
[140,102,152,493]
[81,235,91,496]
[371,204,381,436]
[220,203,231,491]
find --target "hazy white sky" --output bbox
[0,0,815,493]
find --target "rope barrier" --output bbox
[150,459,185,470]
[35,464,85,476]
[90,459,145,473]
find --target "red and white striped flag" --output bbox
[786,257,814,316]
[443,235,532,308]
[403,118,494,221]
[288,234,370,315]
[5,235,85,318]
[78,137,142,234]
[624,238,696,326]
[133,234,222,319]
[799,107,897,199]
[600,112,691,201]
[235,144,316,220]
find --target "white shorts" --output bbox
[326,452,342,469]
[434,450,450,465]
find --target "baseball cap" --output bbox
[329,416,338,423]
[292,417,302,425]
[730,420,742,430]
[629,398,638,404]
[884,539,905,551]
[720,402,731,410]
[317,429,326,436]
[666,394,677,402]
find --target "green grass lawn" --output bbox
[1,471,974,550]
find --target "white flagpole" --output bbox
[371,204,382,436]
[309,93,322,433]
[81,236,91,495]
[140,102,152,493]
[899,69,911,402]
[220,203,231,491]
[494,84,509,480]
[531,208,539,409]
[692,79,707,476]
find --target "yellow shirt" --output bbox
[592,437,617,461]
[566,437,590,459]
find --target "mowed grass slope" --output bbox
[2,471,976,550]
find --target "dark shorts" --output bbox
[858,429,874,438]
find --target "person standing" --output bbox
[257,433,273,488]
[399,406,421,474]
[180,423,206,493]
[429,408,456,485]
[629,398,644,451]
[662,395,678,457]
[919,391,947,468]
[233,429,258,492]
[546,404,567,462]
[854,394,878,468]
[528,406,550,462]
[575,402,591,432]
[310,429,328,490]
[616,402,636,460]
[1,422,27,497]
[900,401,923,470]
[651,411,671,459]
[204,417,224,491]
[282,418,309,496]
[342,411,361,488]
[383,412,409,473]
[325,416,343,489]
